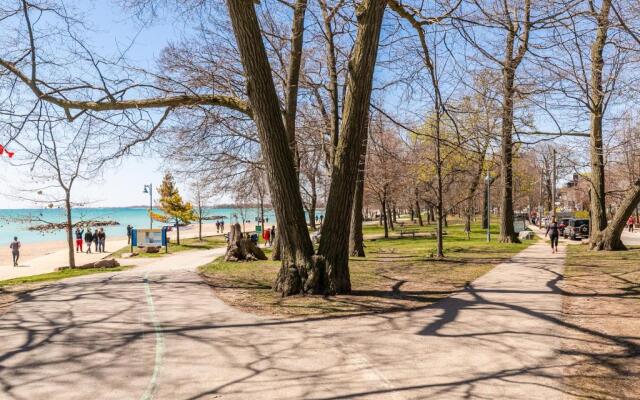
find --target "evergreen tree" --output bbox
[157,172,195,245]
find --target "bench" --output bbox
[399,228,419,238]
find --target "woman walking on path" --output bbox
[9,237,20,267]
[545,217,560,254]
[84,229,93,254]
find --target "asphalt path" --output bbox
[0,239,585,399]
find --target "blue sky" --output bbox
[1,1,193,209]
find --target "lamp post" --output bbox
[143,183,153,229]
[485,171,491,242]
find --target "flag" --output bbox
[0,145,14,158]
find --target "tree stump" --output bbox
[224,223,267,261]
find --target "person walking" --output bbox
[262,227,271,247]
[84,229,93,254]
[93,229,99,253]
[75,227,84,253]
[98,228,106,252]
[545,217,560,254]
[127,225,132,244]
[628,216,635,233]
[221,220,225,232]
[216,221,220,233]
[9,236,21,267]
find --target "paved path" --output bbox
[0,240,570,399]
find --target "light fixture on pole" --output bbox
[143,183,153,229]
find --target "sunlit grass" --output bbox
[199,222,537,317]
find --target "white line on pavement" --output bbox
[140,272,165,400]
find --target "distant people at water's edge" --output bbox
[9,236,21,267]
[75,227,84,253]
[84,229,93,254]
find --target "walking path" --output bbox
[0,239,571,399]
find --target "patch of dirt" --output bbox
[561,248,640,399]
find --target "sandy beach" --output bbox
[0,221,265,267]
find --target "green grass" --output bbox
[110,235,227,258]
[199,222,537,317]
[0,266,130,288]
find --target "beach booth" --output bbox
[131,227,169,254]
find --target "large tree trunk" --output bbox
[65,196,76,268]
[317,0,386,295]
[381,196,389,239]
[499,63,519,242]
[498,1,530,243]
[387,203,395,231]
[307,175,317,230]
[591,180,640,251]
[415,190,423,226]
[227,0,316,295]
[319,0,340,165]
[225,223,268,261]
[349,132,368,257]
[588,0,611,238]
[284,0,308,168]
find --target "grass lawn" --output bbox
[110,235,227,258]
[561,244,640,400]
[199,222,536,317]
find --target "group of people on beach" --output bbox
[262,226,275,247]
[75,227,107,253]
[215,220,225,233]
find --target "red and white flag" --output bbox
[0,144,14,158]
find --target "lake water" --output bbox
[0,207,281,244]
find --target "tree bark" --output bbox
[284,0,308,169]
[591,179,640,250]
[498,0,530,243]
[588,0,611,237]
[65,195,75,268]
[226,0,316,295]
[319,0,340,165]
[415,190,423,226]
[387,203,395,231]
[317,0,387,295]
[349,132,369,257]
[226,222,268,261]
[381,195,389,239]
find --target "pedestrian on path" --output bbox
[9,236,20,267]
[127,225,132,244]
[628,216,635,233]
[545,217,560,254]
[93,230,99,252]
[75,228,84,253]
[262,227,271,247]
[98,228,106,252]
[84,229,93,254]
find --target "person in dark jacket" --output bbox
[98,228,106,252]
[545,217,560,254]
[84,229,93,254]
[93,229,99,252]
[127,225,132,244]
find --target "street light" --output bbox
[143,183,153,229]
[485,171,491,242]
